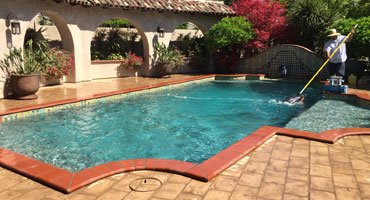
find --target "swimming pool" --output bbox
[0,79,369,173]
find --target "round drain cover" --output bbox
[129,177,162,192]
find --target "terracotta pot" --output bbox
[10,74,40,100]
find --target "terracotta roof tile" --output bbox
[51,0,235,15]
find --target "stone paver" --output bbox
[0,76,369,200]
[289,157,309,169]
[284,179,309,197]
[153,182,186,199]
[268,159,289,171]
[258,182,284,200]
[310,176,334,192]
[230,185,258,200]
[203,190,231,200]
[287,167,309,181]
[244,161,268,174]
[263,170,286,184]
[310,164,332,177]
[335,187,362,200]
[310,190,336,200]
[239,173,263,188]
[212,176,238,192]
[183,180,212,196]
[311,154,331,166]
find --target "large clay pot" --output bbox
[10,74,40,100]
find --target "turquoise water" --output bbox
[0,80,368,172]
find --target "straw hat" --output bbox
[327,29,341,37]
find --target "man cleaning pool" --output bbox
[284,25,357,104]
[325,28,355,77]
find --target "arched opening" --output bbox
[90,18,149,79]
[25,11,75,84]
[169,22,207,74]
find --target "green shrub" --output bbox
[177,22,188,29]
[173,33,207,70]
[175,33,206,57]
[100,19,132,28]
[205,16,255,72]
[333,16,370,59]
[90,29,140,60]
[107,53,123,60]
[347,2,370,19]
[206,16,255,52]
[38,13,54,26]
[91,51,104,60]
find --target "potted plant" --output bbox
[172,49,185,72]
[42,47,74,86]
[0,40,44,99]
[121,51,143,71]
[152,43,185,77]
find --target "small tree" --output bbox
[287,0,345,52]
[232,0,290,52]
[206,16,255,72]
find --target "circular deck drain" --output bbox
[129,177,162,192]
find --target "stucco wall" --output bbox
[0,0,221,98]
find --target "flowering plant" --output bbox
[121,52,143,70]
[43,47,74,80]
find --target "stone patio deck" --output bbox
[0,75,369,200]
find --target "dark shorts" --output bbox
[328,62,345,76]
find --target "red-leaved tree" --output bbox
[232,0,291,52]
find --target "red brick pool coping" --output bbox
[0,74,369,193]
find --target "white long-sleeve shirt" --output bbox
[324,35,347,63]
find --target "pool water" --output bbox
[0,80,368,172]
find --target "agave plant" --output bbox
[0,40,45,75]
[24,27,49,51]
[153,42,184,68]
[288,0,344,51]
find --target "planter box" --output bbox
[41,77,61,87]
[90,60,139,79]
